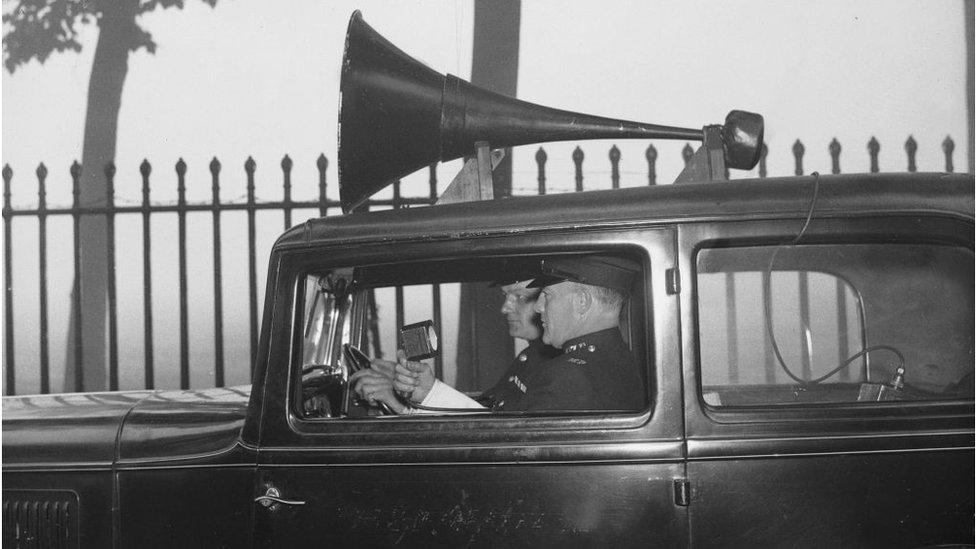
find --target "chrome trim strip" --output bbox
[3,463,113,472]
[687,429,974,443]
[255,458,684,468]
[685,445,974,461]
[114,463,256,472]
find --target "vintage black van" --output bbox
[4,171,974,548]
[3,11,974,549]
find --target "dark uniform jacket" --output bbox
[477,339,562,409]
[481,328,644,412]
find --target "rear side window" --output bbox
[696,243,973,407]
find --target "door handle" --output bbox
[254,486,306,510]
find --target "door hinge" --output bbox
[673,479,690,507]
[666,268,681,295]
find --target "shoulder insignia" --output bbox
[511,375,527,394]
[566,340,594,354]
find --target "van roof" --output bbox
[274,172,974,251]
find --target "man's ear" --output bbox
[574,285,592,316]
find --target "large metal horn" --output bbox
[338,10,763,212]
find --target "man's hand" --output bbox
[349,369,406,414]
[393,349,436,403]
[368,357,397,380]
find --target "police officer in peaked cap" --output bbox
[514,255,645,411]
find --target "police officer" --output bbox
[521,255,644,411]
[386,255,644,412]
[476,279,562,408]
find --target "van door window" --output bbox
[696,243,974,406]
[295,252,650,419]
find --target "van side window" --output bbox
[696,244,974,407]
[296,252,650,419]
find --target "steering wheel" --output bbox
[300,364,343,417]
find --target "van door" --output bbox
[251,228,689,547]
[679,217,975,548]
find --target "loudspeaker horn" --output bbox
[338,10,763,212]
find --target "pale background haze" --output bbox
[1,1,969,393]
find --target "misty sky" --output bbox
[1,1,969,393]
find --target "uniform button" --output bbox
[588,345,596,352]
[518,353,527,362]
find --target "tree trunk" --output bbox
[64,1,139,391]
[455,0,521,391]
[965,0,974,174]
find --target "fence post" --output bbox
[139,160,154,390]
[682,143,694,167]
[281,155,293,230]
[3,165,14,395]
[868,137,880,173]
[37,164,50,393]
[645,144,657,186]
[535,147,547,195]
[135,160,154,390]
[573,146,584,192]
[792,139,811,382]
[904,136,917,173]
[210,157,224,387]
[105,162,119,391]
[70,161,83,392]
[609,145,621,189]
[792,140,805,176]
[942,136,955,173]
[758,143,768,179]
[176,158,189,390]
[316,154,328,217]
[428,165,442,377]
[245,157,258,378]
[829,138,841,174]
[428,163,438,203]
[725,272,738,384]
[392,175,404,349]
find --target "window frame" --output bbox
[257,227,682,451]
[679,214,974,439]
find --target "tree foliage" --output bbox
[3,0,217,73]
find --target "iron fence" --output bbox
[1,135,960,396]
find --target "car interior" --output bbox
[295,251,649,419]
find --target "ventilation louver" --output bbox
[3,490,79,548]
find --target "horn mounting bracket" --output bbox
[673,125,729,184]
[436,141,505,205]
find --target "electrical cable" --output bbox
[761,172,907,386]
